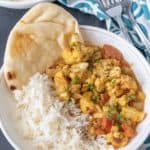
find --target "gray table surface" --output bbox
[0,2,105,150]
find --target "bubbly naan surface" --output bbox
[4,3,82,90]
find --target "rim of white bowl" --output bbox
[0,25,150,150]
[0,0,54,9]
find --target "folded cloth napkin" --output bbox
[58,0,150,63]
[57,0,150,149]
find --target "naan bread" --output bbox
[4,3,82,90]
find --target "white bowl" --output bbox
[0,25,150,150]
[0,0,54,9]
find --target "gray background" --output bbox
[0,2,105,150]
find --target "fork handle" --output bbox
[133,22,150,48]
[133,23,150,62]
[115,16,132,43]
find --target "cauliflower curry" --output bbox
[46,34,145,148]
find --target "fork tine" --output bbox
[101,0,108,8]
[101,0,119,8]
[100,0,123,9]
[106,0,111,7]
[113,0,120,4]
[110,0,115,4]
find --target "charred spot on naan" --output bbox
[5,71,17,90]
[7,71,16,80]
[10,85,16,91]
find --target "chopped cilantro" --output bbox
[107,112,113,119]
[95,60,101,63]
[107,106,118,119]
[92,95,100,102]
[70,42,78,47]
[111,79,116,84]
[115,122,121,129]
[67,85,71,92]
[109,106,117,114]
[117,113,123,121]
[99,88,105,93]
[127,94,136,102]
[71,76,80,84]
[88,84,96,91]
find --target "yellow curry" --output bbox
[46,34,145,148]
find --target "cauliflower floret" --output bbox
[71,62,89,72]
[107,126,128,148]
[54,71,69,101]
[121,107,145,122]
[137,91,145,102]
[102,59,120,68]
[109,66,121,78]
[118,95,128,106]
[80,92,95,113]
[62,33,84,65]
[94,78,105,92]
[62,48,82,65]
[106,80,123,98]
[70,33,81,46]
[120,75,138,91]
[86,74,96,85]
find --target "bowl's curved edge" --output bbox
[0,65,20,150]
[80,25,150,150]
[0,25,150,150]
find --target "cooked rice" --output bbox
[14,73,114,150]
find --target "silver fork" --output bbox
[121,0,150,60]
[98,0,132,43]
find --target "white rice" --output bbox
[14,73,114,150]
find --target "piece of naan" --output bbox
[4,3,82,90]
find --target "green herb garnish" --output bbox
[92,95,100,102]
[99,88,105,94]
[67,85,71,92]
[107,112,113,119]
[95,60,101,63]
[117,113,123,121]
[88,84,96,91]
[111,79,116,84]
[70,42,78,47]
[71,76,80,84]
[107,106,118,119]
[115,122,121,129]
[127,94,136,102]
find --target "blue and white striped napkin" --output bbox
[58,0,150,63]
[57,0,150,149]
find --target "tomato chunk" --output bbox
[101,117,113,132]
[95,128,105,135]
[100,93,109,105]
[121,124,136,138]
[121,60,130,68]
[103,44,123,61]
[87,108,95,114]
